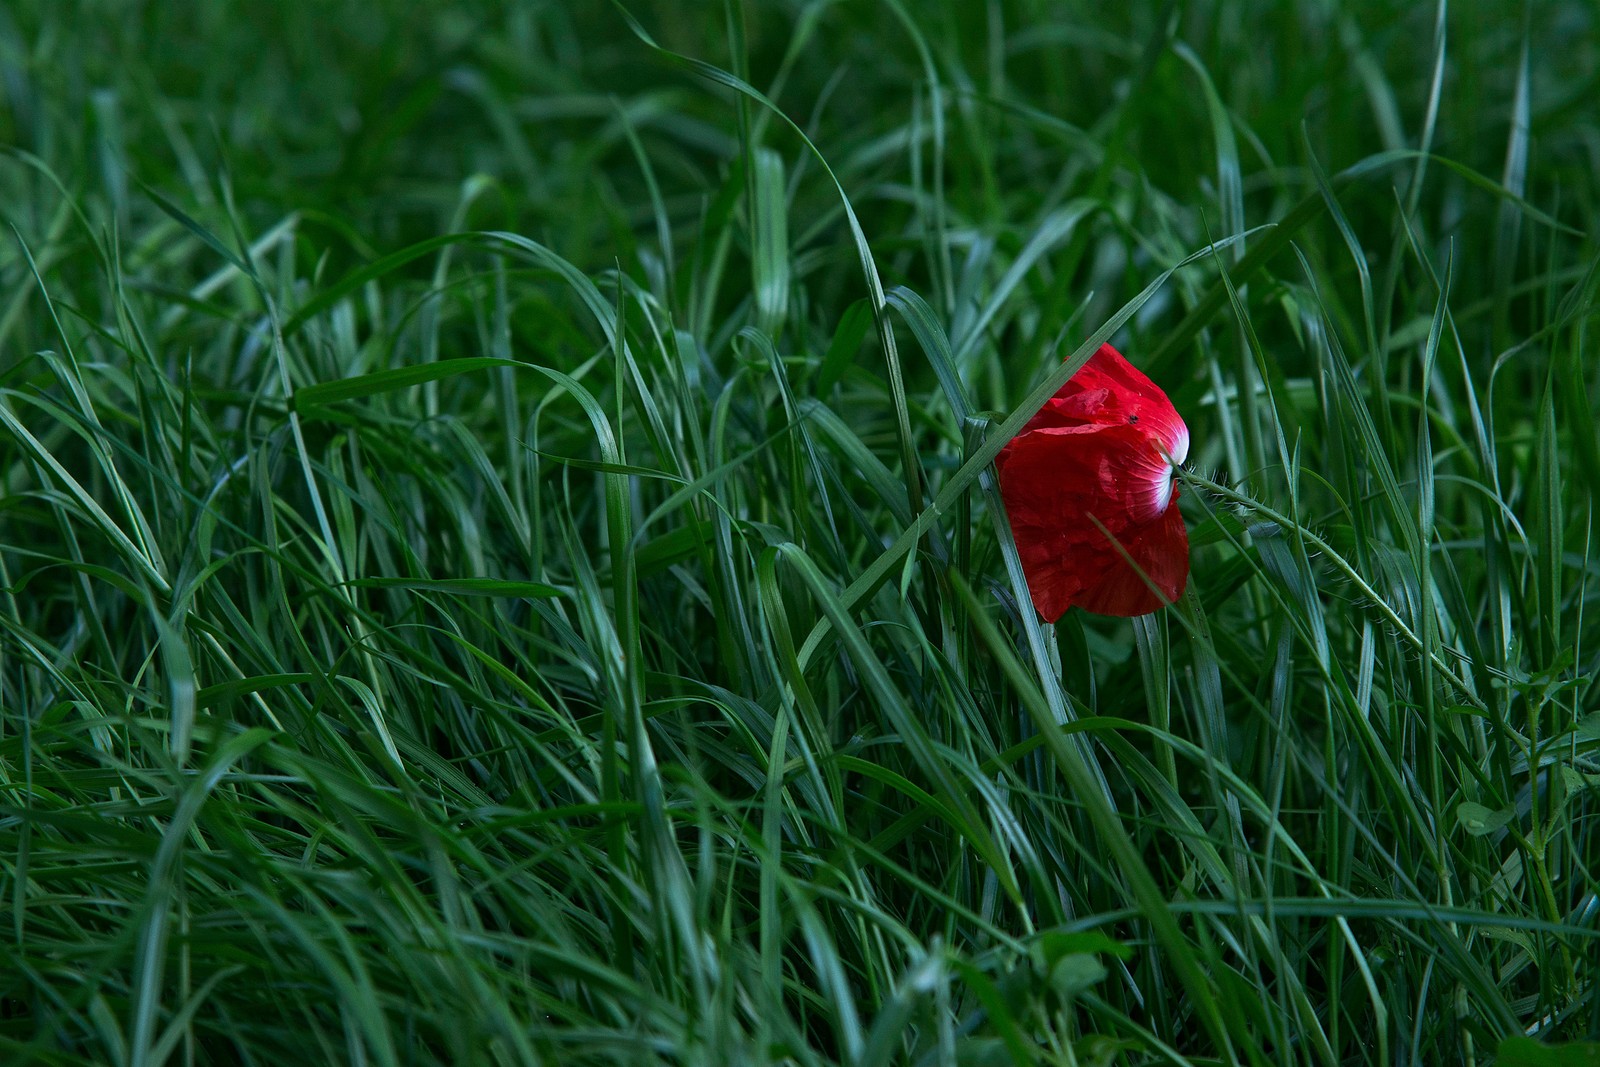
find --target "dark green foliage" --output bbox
[1,2,1597,1064]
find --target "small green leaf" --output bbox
[1037,930,1134,964]
[1457,801,1515,837]
[1497,1036,1600,1067]
[815,298,872,394]
[954,1037,1016,1067]
[1049,954,1108,999]
[634,524,711,577]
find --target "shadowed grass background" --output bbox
[1,1,1597,1064]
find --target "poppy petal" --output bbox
[997,344,1190,620]
[996,424,1146,620]
[1067,344,1177,415]
[1071,493,1190,617]
[1093,426,1183,524]
[1024,347,1188,457]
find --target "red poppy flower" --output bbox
[996,344,1190,620]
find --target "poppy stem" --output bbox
[1178,469,1484,710]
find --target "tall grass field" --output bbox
[1,2,1597,1064]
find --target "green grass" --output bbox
[2,1,1598,1064]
